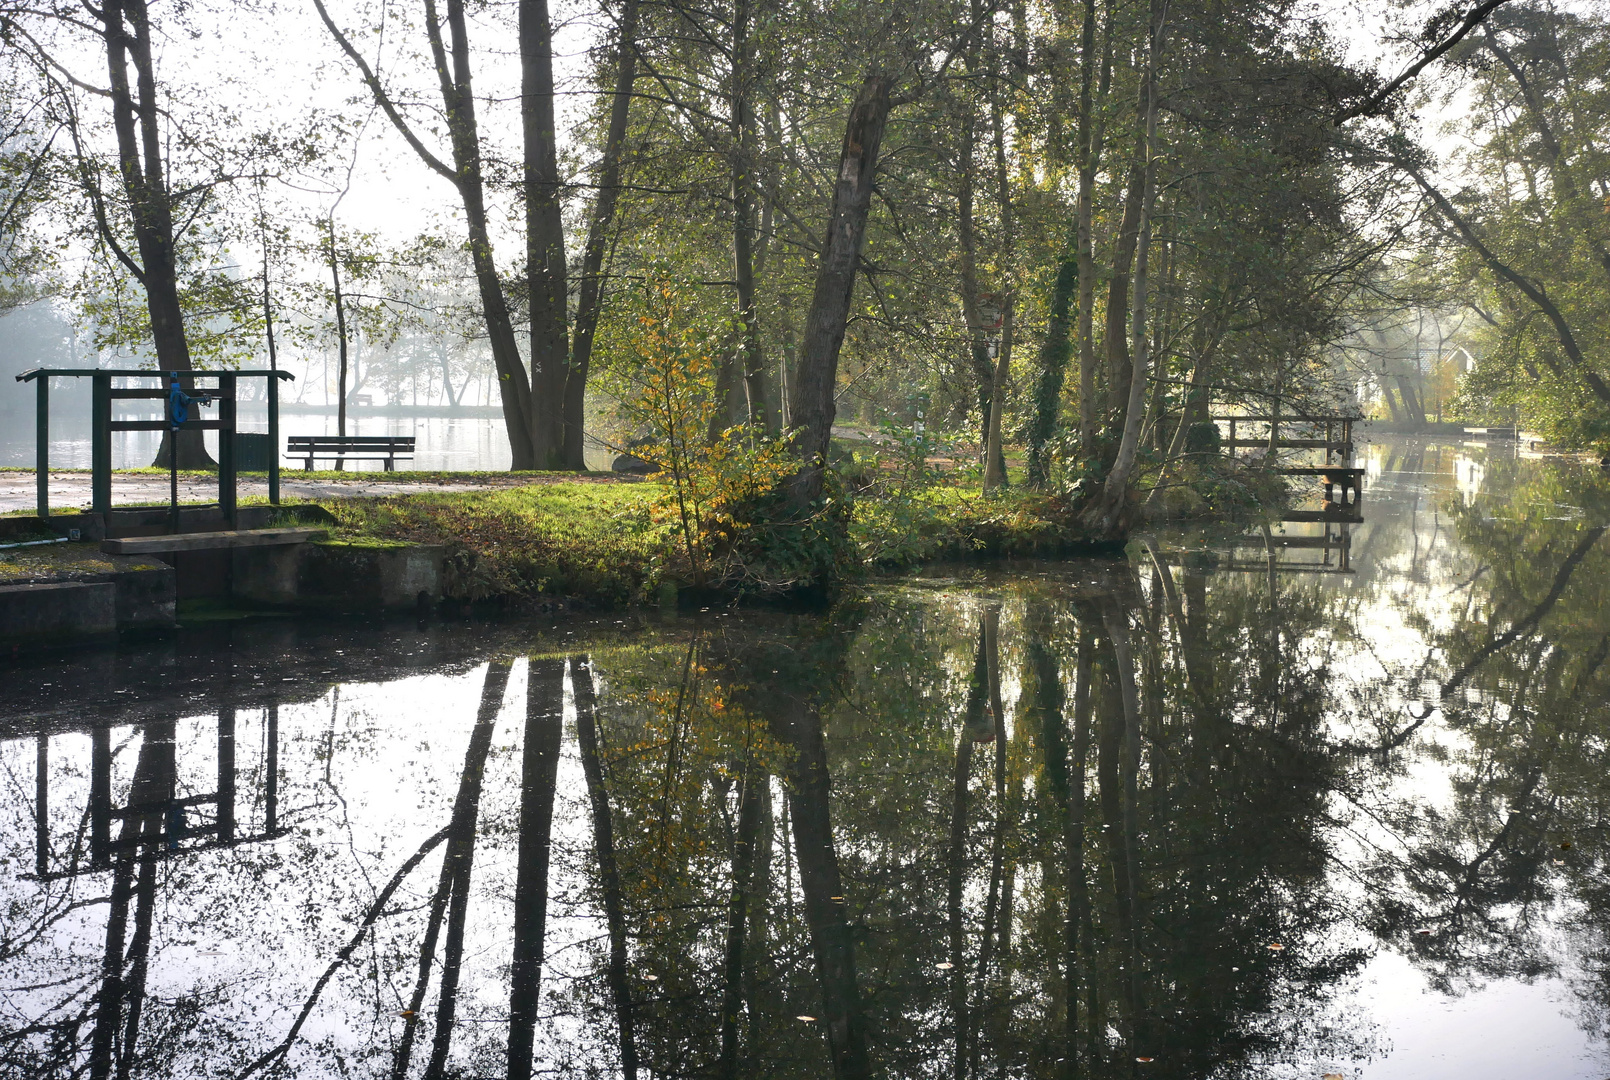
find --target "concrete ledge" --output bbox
[115,565,177,630]
[233,541,445,611]
[102,527,328,555]
[0,581,117,648]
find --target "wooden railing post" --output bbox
[219,372,237,527]
[91,373,111,518]
[35,374,48,519]
[268,372,281,505]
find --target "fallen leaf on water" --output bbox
[935,962,954,970]
[398,1010,415,1018]
[1323,1074,1345,1080]
[643,974,659,981]
[1554,859,1566,866]
[797,1015,816,1022]
[1561,840,1574,850]
[1135,1057,1154,1063]
[1266,943,1285,951]
[1414,928,1433,936]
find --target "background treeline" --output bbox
[5,0,1610,481]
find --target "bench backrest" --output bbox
[287,435,416,451]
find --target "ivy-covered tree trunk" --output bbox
[1026,259,1077,486]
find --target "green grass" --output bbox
[2,457,1282,604]
[317,475,1103,603]
[318,481,666,606]
[851,483,1098,567]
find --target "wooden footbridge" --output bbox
[1214,413,1364,523]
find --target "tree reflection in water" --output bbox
[5,445,1610,1076]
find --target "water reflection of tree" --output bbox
[0,549,1440,1077]
[576,565,1379,1079]
[1354,459,1610,1038]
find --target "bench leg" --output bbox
[305,458,313,471]
[384,457,395,472]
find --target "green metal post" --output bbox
[267,372,280,505]
[219,372,237,526]
[35,375,48,519]
[91,374,111,518]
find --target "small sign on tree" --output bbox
[977,293,1005,332]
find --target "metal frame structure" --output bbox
[15,368,294,522]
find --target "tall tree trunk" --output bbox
[421,0,539,468]
[947,727,977,1080]
[521,0,568,468]
[423,660,510,1080]
[88,720,175,1080]
[1102,605,1146,1047]
[329,221,350,454]
[718,752,765,1079]
[258,183,279,372]
[566,0,642,468]
[1089,0,1167,537]
[956,83,998,475]
[574,656,639,1080]
[729,0,772,433]
[507,658,566,1080]
[437,0,537,464]
[1027,259,1076,486]
[982,72,1017,494]
[788,75,893,505]
[316,0,536,466]
[948,621,991,1079]
[1102,147,1145,426]
[1076,0,1114,453]
[100,0,211,468]
[1026,607,1080,1079]
[771,686,873,1080]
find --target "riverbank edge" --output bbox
[0,467,1290,649]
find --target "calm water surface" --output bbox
[3,437,1609,1079]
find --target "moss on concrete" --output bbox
[0,543,168,583]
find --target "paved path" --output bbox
[0,470,629,513]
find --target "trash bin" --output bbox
[234,432,273,472]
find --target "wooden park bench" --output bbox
[286,435,416,472]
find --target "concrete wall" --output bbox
[233,542,446,612]
[0,581,117,649]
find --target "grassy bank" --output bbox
[310,463,1282,607]
[3,457,1289,607]
[307,478,1104,606]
